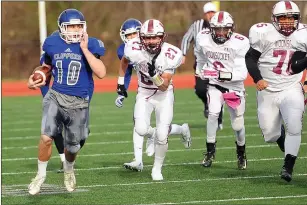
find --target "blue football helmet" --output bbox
[57,9,87,43]
[120,18,142,43]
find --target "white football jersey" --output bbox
[195,29,249,91]
[249,23,304,92]
[124,38,183,91]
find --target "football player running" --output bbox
[245,1,305,182]
[38,30,93,173]
[116,19,192,172]
[196,11,249,170]
[27,8,106,194]
[117,19,185,180]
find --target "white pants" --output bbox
[208,85,246,131]
[257,83,305,142]
[134,86,174,145]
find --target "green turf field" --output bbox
[2,88,307,205]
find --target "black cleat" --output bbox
[280,166,292,182]
[236,142,247,170]
[280,154,297,182]
[276,124,285,152]
[202,142,216,167]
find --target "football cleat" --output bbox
[145,129,156,157]
[202,142,216,167]
[280,166,292,182]
[181,123,192,148]
[123,160,143,172]
[28,174,46,195]
[64,171,76,192]
[236,142,247,170]
[280,154,297,182]
[151,168,163,181]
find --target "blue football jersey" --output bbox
[42,35,105,98]
[117,43,133,90]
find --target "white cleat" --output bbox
[28,174,46,195]
[181,123,192,148]
[146,129,156,157]
[64,171,76,192]
[123,160,143,172]
[151,168,163,181]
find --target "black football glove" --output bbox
[117,84,128,98]
[147,51,161,77]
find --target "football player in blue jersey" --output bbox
[39,34,94,173]
[115,19,192,172]
[27,8,106,194]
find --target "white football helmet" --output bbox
[139,19,166,54]
[271,1,300,36]
[209,11,234,44]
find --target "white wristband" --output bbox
[151,73,164,86]
[118,76,125,85]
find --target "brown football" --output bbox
[32,66,52,83]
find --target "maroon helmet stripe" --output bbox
[148,19,154,33]
[217,12,224,23]
[285,1,292,10]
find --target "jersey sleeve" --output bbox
[88,37,106,57]
[292,28,307,52]
[248,23,267,53]
[164,46,183,74]
[123,39,140,62]
[117,43,125,60]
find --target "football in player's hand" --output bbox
[32,66,52,83]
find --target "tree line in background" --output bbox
[2,1,307,79]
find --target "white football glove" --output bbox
[115,95,125,108]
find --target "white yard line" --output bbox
[132,194,307,205]
[2,134,259,150]
[2,123,261,133]
[3,173,307,188]
[2,156,307,175]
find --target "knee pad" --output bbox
[231,116,244,131]
[156,128,168,145]
[286,122,302,137]
[66,143,81,154]
[135,122,149,136]
[208,113,219,122]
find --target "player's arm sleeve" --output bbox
[90,38,106,58]
[289,51,307,74]
[245,47,262,83]
[124,65,133,90]
[117,44,125,60]
[181,22,194,56]
[245,26,265,83]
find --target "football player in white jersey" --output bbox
[115,19,191,173]
[116,19,185,180]
[245,1,305,182]
[195,11,249,170]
